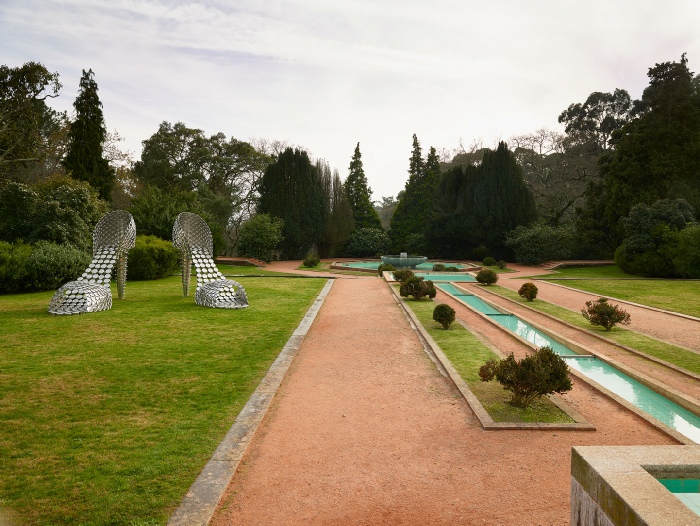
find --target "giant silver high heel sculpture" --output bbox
[48,210,136,315]
[172,212,249,309]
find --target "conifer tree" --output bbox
[343,143,381,230]
[63,69,114,201]
[390,134,437,252]
[257,148,327,258]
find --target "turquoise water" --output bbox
[435,283,700,443]
[341,261,469,270]
[414,272,476,282]
[658,479,700,516]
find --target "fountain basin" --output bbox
[381,254,427,268]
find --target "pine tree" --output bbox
[63,69,114,201]
[390,134,436,253]
[343,143,381,230]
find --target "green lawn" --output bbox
[538,265,634,279]
[401,297,573,424]
[489,286,700,376]
[0,275,326,525]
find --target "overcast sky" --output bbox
[3,0,700,199]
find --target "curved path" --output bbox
[210,272,676,526]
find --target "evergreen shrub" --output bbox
[476,268,498,285]
[581,298,631,331]
[478,346,572,408]
[432,263,446,271]
[399,276,436,300]
[392,269,414,283]
[377,263,395,276]
[432,303,456,329]
[127,235,179,281]
[302,245,320,268]
[445,266,459,271]
[483,256,497,266]
[518,282,538,302]
[497,260,507,269]
[25,241,91,291]
[0,241,32,293]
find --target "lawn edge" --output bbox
[167,278,335,526]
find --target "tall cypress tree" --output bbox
[63,69,113,201]
[257,148,327,258]
[390,134,436,252]
[343,143,381,230]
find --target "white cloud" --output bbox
[2,0,700,198]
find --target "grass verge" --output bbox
[401,297,573,424]
[0,275,326,525]
[488,286,700,376]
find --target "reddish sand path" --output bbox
[211,277,676,526]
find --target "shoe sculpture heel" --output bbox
[172,212,249,309]
[48,210,136,315]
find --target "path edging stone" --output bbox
[168,279,335,526]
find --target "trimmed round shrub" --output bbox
[497,260,507,269]
[445,266,459,272]
[478,346,572,408]
[518,282,538,302]
[483,256,497,266]
[377,263,395,276]
[392,269,414,283]
[302,245,320,268]
[399,276,436,300]
[581,297,631,331]
[432,263,446,271]
[476,268,498,285]
[433,303,456,329]
[127,235,180,280]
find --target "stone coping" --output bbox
[572,445,700,526]
[388,284,595,432]
[444,284,698,445]
[167,279,335,526]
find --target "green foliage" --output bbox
[581,297,631,331]
[302,245,320,267]
[497,260,506,269]
[432,263,446,271]
[0,61,62,179]
[392,269,414,283]
[518,282,538,302]
[344,143,381,230]
[318,160,354,258]
[482,256,496,266]
[399,276,436,300]
[0,175,109,250]
[346,227,390,257]
[673,224,700,278]
[237,213,284,262]
[0,240,90,293]
[427,143,537,259]
[390,137,441,251]
[504,223,575,265]
[258,148,327,259]
[614,199,695,277]
[377,263,395,276]
[63,69,114,201]
[476,268,498,285]
[127,235,179,281]
[478,346,573,408]
[432,303,456,329]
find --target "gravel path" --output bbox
[210,271,678,526]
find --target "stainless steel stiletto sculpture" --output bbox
[48,210,136,315]
[172,212,249,309]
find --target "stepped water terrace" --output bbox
[336,261,472,271]
[436,283,700,444]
